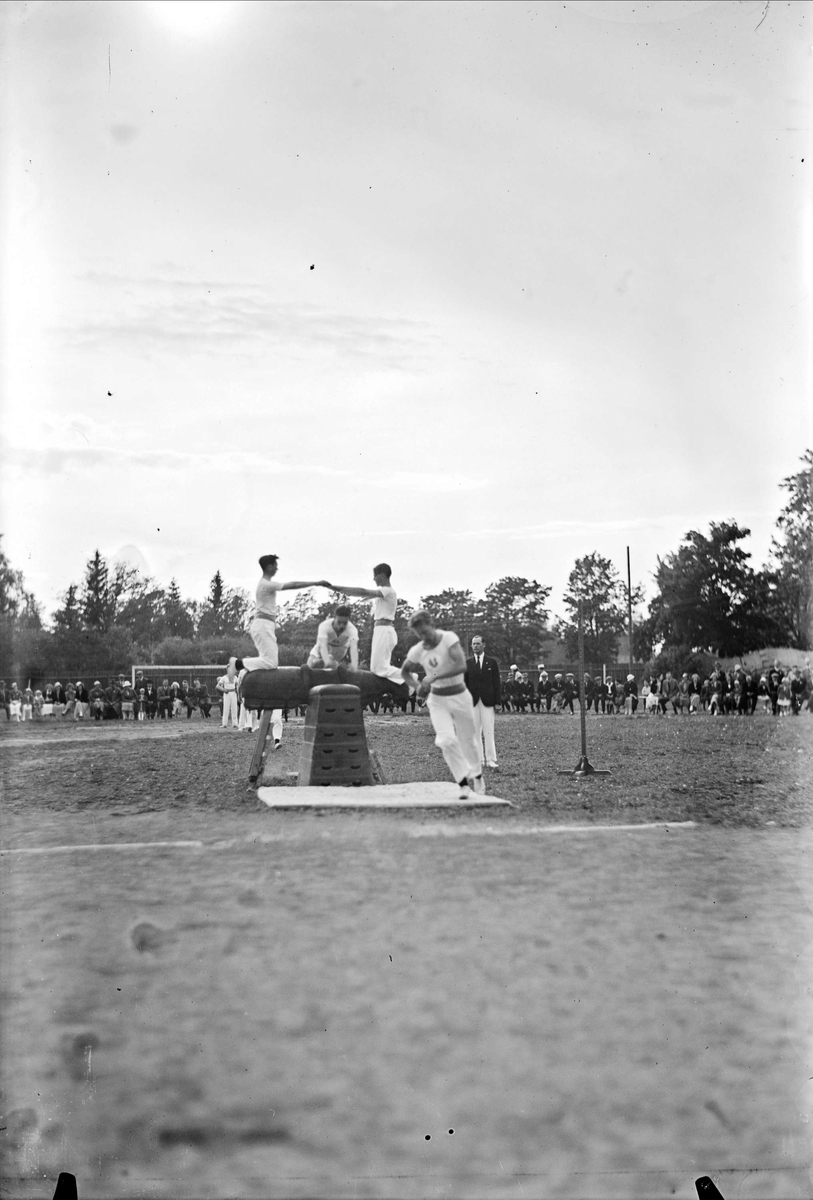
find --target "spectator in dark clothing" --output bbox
[183,680,199,719]
[157,679,173,719]
[144,682,158,720]
[197,682,212,718]
[660,672,680,716]
[537,670,552,712]
[789,669,805,715]
[0,681,8,720]
[89,681,106,720]
[623,674,638,716]
[105,679,122,719]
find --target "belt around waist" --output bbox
[374,619,395,626]
[253,612,277,623]
[430,683,467,697]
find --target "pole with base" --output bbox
[558,599,610,778]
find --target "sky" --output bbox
[1,0,810,623]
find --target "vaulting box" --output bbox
[298,684,373,787]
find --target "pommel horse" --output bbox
[240,665,409,783]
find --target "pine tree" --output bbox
[53,584,81,630]
[81,551,113,631]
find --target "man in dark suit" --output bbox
[465,635,502,769]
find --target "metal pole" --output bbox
[558,597,610,777]
[626,546,634,680]
[578,598,588,760]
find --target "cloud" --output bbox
[455,517,667,540]
[59,274,438,369]
[1,440,352,480]
[376,472,487,494]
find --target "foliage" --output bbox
[0,540,42,682]
[480,577,551,664]
[644,521,774,658]
[81,550,113,631]
[196,570,250,639]
[3,453,811,679]
[558,553,643,663]
[163,579,197,640]
[0,536,41,623]
[769,449,813,649]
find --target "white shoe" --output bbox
[469,773,486,795]
[486,760,499,769]
[274,740,282,751]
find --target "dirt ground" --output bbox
[1,705,811,828]
[1,710,812,1199]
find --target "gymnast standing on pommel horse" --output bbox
[228,554,330,675]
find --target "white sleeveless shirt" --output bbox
[372,585,397,621]
[405,630,464,691]
[255,576,279,618]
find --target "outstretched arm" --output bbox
[278,579,331,591]
[327,584,381,599]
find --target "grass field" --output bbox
[1,711,812,1199]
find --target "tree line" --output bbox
[1,451,810,681]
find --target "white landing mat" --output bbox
[256,781,515,808]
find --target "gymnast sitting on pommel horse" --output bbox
[228,553,330,676]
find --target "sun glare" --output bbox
[145,1,241,38]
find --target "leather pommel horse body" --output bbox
[240,665,408,712]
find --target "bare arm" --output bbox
[348,637,359,671]
[400,658,421,690]
[278,579,331,591]
[327,584,381,599]
[315,630,336,669]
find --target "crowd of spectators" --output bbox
[1,659,810,726]
[0,674,215,722]
[496,659,812,717]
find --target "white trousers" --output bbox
[221,691,239,726]
[243,618,279,671]
[370,625,403,683]
[239,702,282,740]
[426,690,481,784]
[472,700,497,765]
